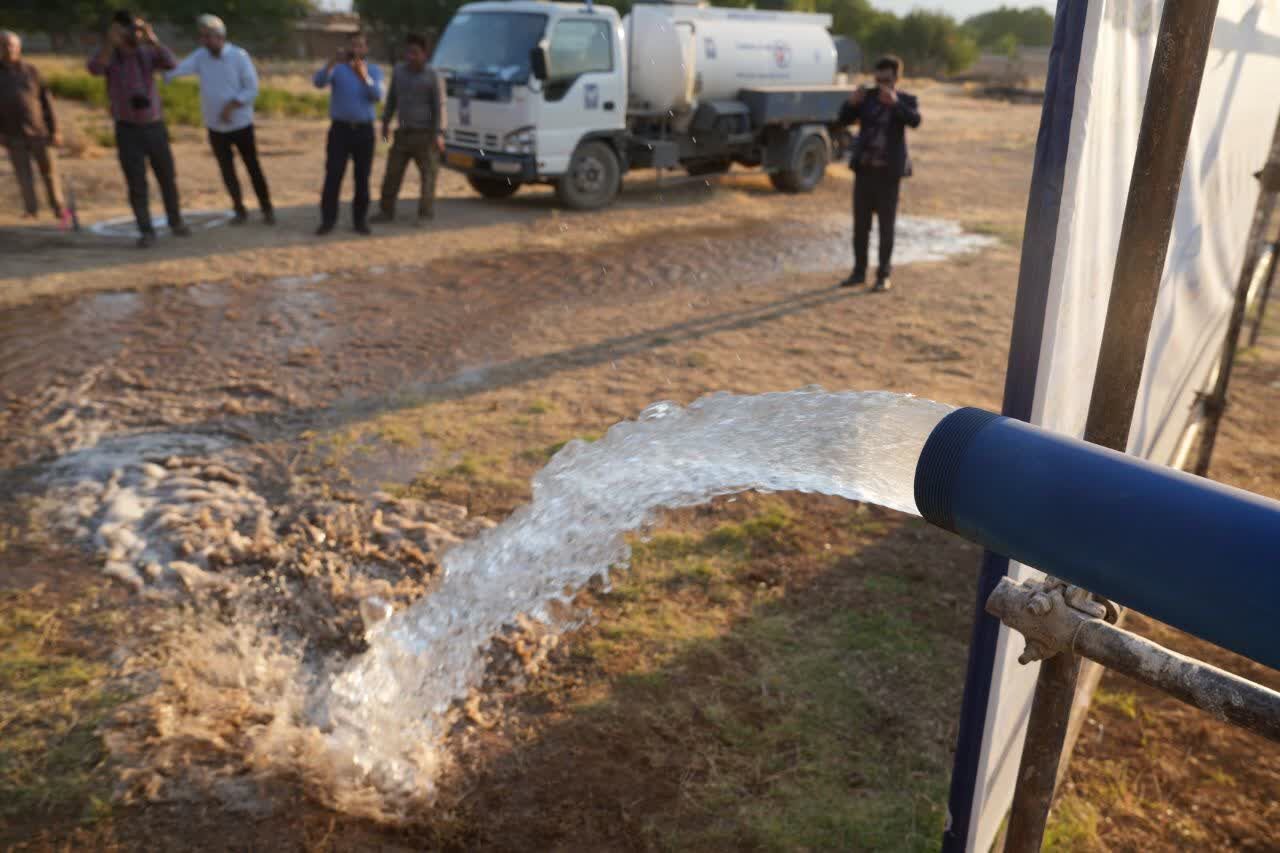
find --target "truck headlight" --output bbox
[503,127,536,155]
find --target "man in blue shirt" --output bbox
[313,31,383,235]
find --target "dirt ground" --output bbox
[1,77,1277,852]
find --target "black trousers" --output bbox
[116,121,182,235]
[209,124,272,214]
[853,167,901,279]
[320,121,375,227]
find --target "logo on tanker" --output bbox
[772,40,792,69]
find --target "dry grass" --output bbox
[0,583,128,841]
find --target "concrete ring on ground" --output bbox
[89,210,236,238]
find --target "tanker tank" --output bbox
[624,5,838,116]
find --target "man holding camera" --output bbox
[167,14,274,225]
[89,10,188,248]
[313,31,384,236]
[838,55,921,292]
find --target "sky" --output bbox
[315,0,1056,18]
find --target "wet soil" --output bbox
[1,83,1276,851]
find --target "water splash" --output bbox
[316,389,953,805]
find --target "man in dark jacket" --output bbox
[838,55,921,292]
[1,30,66,223]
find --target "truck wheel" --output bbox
[769,133,829,193]
[556,141,621,210]
[468,175,522,199]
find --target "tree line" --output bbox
[9,0,1054,76]
[6,0,312,45]
[354,0,1053,76]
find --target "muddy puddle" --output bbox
[0,214,989,471]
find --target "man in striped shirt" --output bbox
[88,10,189,247]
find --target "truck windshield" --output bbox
[433,12,548,82]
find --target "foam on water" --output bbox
[316,389,953,804]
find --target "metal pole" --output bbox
[1081,0,1221,451]
[1193,117,1280,476]
[987,578,1280,744]
[1251,163,1280,347]
[1249,237,1279,348]
[1003,1,1220,850]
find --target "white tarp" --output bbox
[966,2,1280,851]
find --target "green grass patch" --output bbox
[1044,795,1102,852]
[704,504,794,555]
[48,72,329,128]
[518,432,601,464]
[0,588,126,828]
[1093,688,1139,720]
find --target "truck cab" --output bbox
[434,1,628,209]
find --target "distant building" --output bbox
[289,12,391,61]
[960,46,1051,87]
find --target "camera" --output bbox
[129,93,151,110]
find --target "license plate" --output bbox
[447,152,475,168]
[492,161,521,175]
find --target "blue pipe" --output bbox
[914,408,1280,670]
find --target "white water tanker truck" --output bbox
[432,0,857,209]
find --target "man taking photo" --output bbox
[89,10,189,248]
[313,31,384,236]
[371,32,447,227]
[1,30,67,225]
[838,55,921,293]
[167,14,274,225]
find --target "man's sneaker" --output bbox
[872,276,892,292]
[353,222,371,235]
[315,222,335,236]
[369,211,395,224]
[840,269,867,288]
[137,232,157,249]
[171,223,192,237]
[262,210,276,226]
[230,209,249,225]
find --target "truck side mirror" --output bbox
[530,42,550,81]
[529,42,550,81]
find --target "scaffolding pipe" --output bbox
[1250,238,1280,348]
[986,578,1280,744]
[1005,0,1221,848]
[1194,117,1280,476]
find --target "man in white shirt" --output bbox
[167,14,274,224]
